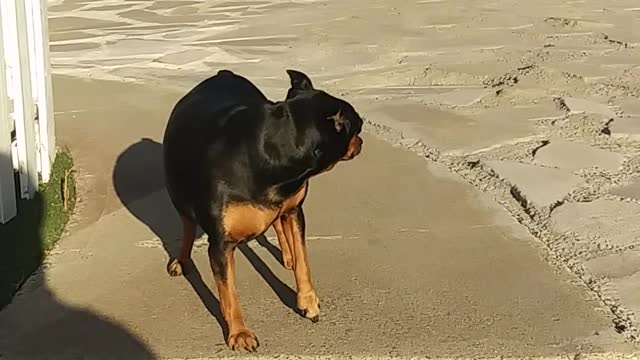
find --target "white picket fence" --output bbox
[0,0,55,224]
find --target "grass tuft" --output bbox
[0,147,76,309]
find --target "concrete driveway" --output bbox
[1,0,640,358]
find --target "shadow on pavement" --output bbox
[112,138,300,337]
[239,240,299,314]
[0,152,155,359]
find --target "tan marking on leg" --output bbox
[285,211,320,322]
[168,215,196,277]
[213,246,259,352]
[273,218,293,270]
[282,215,297,269]
[267,182,309,270]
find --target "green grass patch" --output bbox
[0,147,76,309]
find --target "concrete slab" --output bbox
[363,100,535,154]
[533,140,625,172]
[50,74,182,231]
[0,77,630,359]
[563,97,616,118]
[6,0,640,356]
[620,100,640,117]
[485,160,584,208]
[551,199,640,248]
[584,250,640,280]
[153,49,212,65]
[611,117,640,139]
[611,273,640,317]
[610,177,640,201]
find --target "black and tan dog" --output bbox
[162,69,363,351]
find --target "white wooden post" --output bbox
[1,0,39,199]
[24,0,40,175]
[0,0,55,222]
[26,0,55,182]
[0,11,17,224]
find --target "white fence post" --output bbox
[0,0,54,223]
[0,10,17,224]
[26,0,55,183]
[1,0,39,200]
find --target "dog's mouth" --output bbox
[340,134,363,161]
[315,135,361,176]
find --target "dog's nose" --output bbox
[351,136,362,157]
[342,135,362,160]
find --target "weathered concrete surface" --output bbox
[533,140,625,172]
[563,97,617,118]
[486,160,585,208]
[0,75,631,358]
[585,251,640,280]
[611,117,640,140]
[356,100,538,154]
[551,199,640,249]
[2,0,640,357]
[610,177,640,201]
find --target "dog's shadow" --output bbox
[112,138,299,339]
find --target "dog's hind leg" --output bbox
[210,240,259,351]
[167,215,197,277]
[200,212,259,352]
[284,207,320,322]
[273,218,294,270]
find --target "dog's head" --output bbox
[284,69,363,175]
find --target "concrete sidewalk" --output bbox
[1,0,640,358]
[0,75,633,359]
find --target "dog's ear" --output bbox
[286,69,314,96]
[328,109,345,132]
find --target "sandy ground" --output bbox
[1,0,640,358]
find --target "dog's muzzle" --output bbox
[341,135,363,161]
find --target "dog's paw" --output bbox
[167,258,184,277]
[297,291,320,323]
[228,329,259,352]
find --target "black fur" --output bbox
[162,69,363,271]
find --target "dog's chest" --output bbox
[222,184,308,241]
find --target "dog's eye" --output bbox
[313,148,322,158]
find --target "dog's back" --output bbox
[164,70,271,151]
[174,70,271,118]
[162,70,271,219]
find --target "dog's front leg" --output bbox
[285,207,320,322]
[273,218,294,270]
[208,237,259,351]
